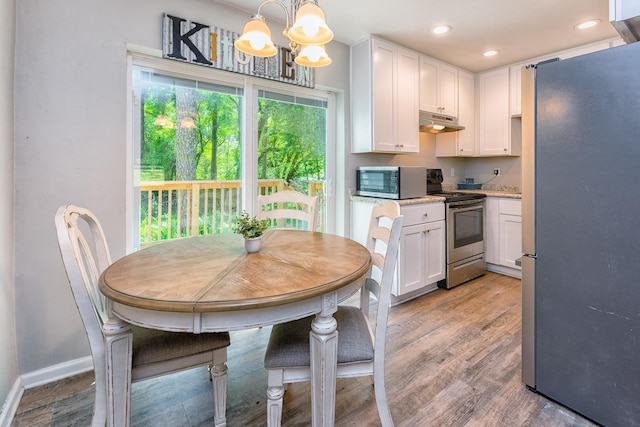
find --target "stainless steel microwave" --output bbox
[356,166,427,199]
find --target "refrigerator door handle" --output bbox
[521,65,536,256]
[521,255,536,388]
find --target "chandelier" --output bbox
[234,0,333,67]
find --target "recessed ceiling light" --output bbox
[483,50,498,57]
[432,25,452,35]
[575,19,601,30]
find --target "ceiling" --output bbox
[214,0,619,72]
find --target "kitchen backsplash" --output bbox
[443,183,521,193]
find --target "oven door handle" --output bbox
[448,201,485,212]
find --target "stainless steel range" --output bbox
[427,169,487,289]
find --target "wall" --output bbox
[345,129,468,196]
[13,0,351,379]
[0,0,17,420]
[463,156,522,189]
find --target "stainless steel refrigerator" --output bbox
[521,41,640,426]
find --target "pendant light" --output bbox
[234,0,333,67]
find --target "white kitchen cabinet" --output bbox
[419,55,458,117]
[396,48,420,152]
[351,37,419,153]
[610,0,640,43]
[396,203,446,296]
[486,197,522,277]
[350,200,445,301]
[500,212,522,269]
[510,63,526,117]
[435,70,475,157]
[485,198,500,264]
[478,67,520,156]
[510,40,614,118]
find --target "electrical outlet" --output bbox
[493,168,500,176]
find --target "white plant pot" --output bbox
[244,237,261,253]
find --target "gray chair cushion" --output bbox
[264,306,373,369]
[131,326,230,367]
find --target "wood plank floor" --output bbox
[11,272,600,426]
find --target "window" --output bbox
[256,90,328,230]
[130,58,332,249]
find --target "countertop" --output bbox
[454,189,522,199]
[351,195,445,205]
[351,189,521,205]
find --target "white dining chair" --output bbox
[263,200,404,427]
[257,190,319,231]
[55,204,231,427]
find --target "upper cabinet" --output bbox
[510,63,526,117]
[351,38,618,157]
[351,37,419,153]
[419,56,458,117]
[477,67,521,156]
[510,40,615,117]
[609,0,640,43]
[435,70,475,157]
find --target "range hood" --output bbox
[610,0,640,43]
[419,111,465,134]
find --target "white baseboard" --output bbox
[391,282,439,306]
[487,263,522,279]
[0,357,93,426]
[21,356,94,389]
[0,378,23,427]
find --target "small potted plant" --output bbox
[233,210,269,253]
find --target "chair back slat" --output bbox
[258,190,319,231]
[56,205,114,333]
[361,201,403,354]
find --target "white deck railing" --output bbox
[139,179,324,246]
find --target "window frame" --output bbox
[127,53,336,252]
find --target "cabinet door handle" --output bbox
[423,213,429,217]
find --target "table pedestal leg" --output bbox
[310,293,338,427]
[103,318,133,427]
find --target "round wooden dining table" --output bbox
[99,229,372,427]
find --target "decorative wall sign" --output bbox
[162,14,315,88]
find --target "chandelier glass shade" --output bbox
[294,44,331,67]
[234,0,333,67]
[287,3,333,45]
[234,16,278,57]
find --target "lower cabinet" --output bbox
[499,211,522,269]
[396,204,446,296]
[486,197,522,277]
[350,200,446,303]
